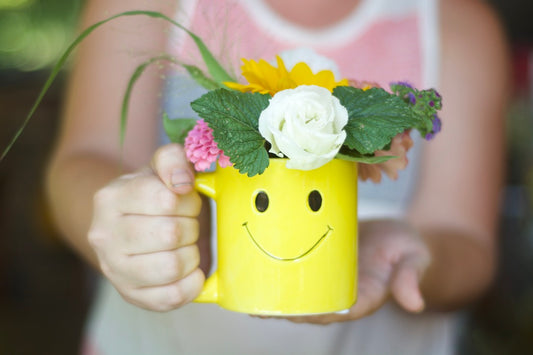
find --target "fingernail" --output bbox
[171,169,192,188]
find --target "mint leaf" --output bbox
[336,152,396,164]
[191,89,271,176]
[336,145,396,164]
[162,113,197,144]
[334,86,418,154]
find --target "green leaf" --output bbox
[336,146,396,164]
[390,83,443,137]
[191,89,271,176]
[162,114,198,144]
[183,64,224,91]
[334,86,419,155]
[336,152,396,164]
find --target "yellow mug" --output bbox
[194,158,358,315]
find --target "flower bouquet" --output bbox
[169,53,442,178]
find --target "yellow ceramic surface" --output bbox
[194,158,358,315]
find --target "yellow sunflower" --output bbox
[224,56,348,95]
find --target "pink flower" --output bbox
[348,79,381,91]
[358,131,414,183]
[184,120,231,171]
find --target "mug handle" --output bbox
[193,171,218,304]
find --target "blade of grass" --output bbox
[120,10,235,83]
[1,10,235,161]
[120,54,176,147]
[120,55,223,148]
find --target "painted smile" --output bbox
[242,222,333,261]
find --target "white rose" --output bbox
[258,85,348,170]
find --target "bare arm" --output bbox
[46,0,176,266]
[46,0,211,310]
[411,0,509,310]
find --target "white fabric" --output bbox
[239,0,382,47]
[89,284,458,355]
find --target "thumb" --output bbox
[151,143,195,194]
[390,254,427,313]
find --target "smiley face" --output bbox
[242,189,333,261]
[194,159,358,314]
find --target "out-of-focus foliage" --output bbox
[0,0,83,71]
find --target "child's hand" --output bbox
[88,144,205,311]
[287,219,431,324]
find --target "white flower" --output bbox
[258,85,348,170]
[279,47,342,80]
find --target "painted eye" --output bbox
[255,191,269,212]
[308,190,322,212]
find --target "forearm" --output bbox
[412,0,507,312]
[46,151,213,274]
[46,0,177,266]
[419,228,496,311]
[46,153,127,268]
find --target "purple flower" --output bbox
[407,92,416,105]
[391,81,414,89]
[432,115,442,133]
[424,115,442,141]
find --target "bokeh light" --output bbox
[0,0,81,72]
[0,0,35,10]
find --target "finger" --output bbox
[290,270,390,325]
[116,245,200,287]
[390,256,426,313]
[345,269,390,320]
[121,215,199,254]
[121,269,205,312]
[117,173,201,217]
[152,144,195,195]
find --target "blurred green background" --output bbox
[0,0,81,72]
[0,1,87,354]
[0,0,532,354]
